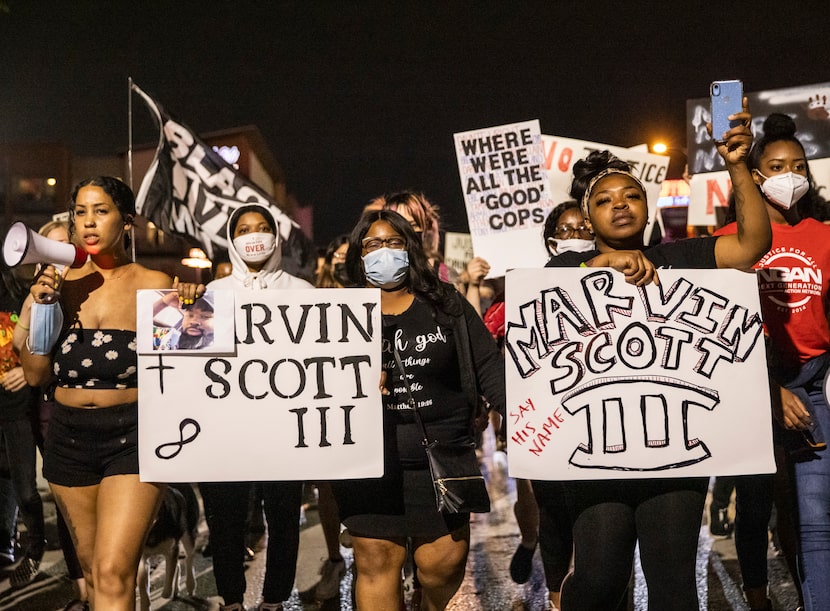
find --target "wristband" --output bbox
[579,262,588,268]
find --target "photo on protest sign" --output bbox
[137,288,384,482]
[687,80,830,175]
[137,289,235,354]
[453,120,554,277]
[503,268,775,480]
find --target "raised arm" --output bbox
[712,99,772,269]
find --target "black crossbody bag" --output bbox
[391,342,490,514]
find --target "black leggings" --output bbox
[531,480,574,592]
[559,477,708,611]
[200,481,303,605]
[734,474,775,590]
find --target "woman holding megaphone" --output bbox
[17,176,172,611]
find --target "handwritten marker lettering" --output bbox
[155,418,202,459]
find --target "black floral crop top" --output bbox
[53,329,138,390]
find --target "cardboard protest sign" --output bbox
[454,120,554,277]
[443,232,474,276]
[686,157,830,227]
[687,81,830,175]
[688,170,731,227]
[504,268,774,480]
[542,135,669,243]
[138,288,383,482]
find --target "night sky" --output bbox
[2,0,829,246]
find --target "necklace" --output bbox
[101,263,133,281]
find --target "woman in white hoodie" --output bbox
[187,204,312,611]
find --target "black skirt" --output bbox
[336,467,469,539]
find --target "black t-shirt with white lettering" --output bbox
[383,297,471,468]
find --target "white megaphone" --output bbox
[2,221,87,269]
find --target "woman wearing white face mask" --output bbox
[333,209,505,611]
[715,113,830,611]
[184,204,312,611]
[543,200,595,261]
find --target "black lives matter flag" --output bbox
[132,83,315,280]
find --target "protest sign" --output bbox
[138,288,383,482]
[542,135,669,242]
[504,268,774,480]
[443,232,474,275]
[686,157,830,227]
[454,120,554,277]
[687,81,830,175]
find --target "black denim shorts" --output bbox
[43,401,139,486]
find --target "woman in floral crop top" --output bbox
[18,176,172,611]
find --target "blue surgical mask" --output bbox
[28,301,64,355]
[362,248,409,289]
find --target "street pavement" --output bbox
[0,442,803,611]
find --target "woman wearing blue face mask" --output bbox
[715,113,830,611]
[334,207,505,611]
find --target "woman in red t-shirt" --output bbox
[715,113,830,611]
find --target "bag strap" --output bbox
[391,341,431,445]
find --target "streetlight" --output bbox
[181,247,212,283]
[649,142,688,180]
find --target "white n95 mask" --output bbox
[757,171,809,209]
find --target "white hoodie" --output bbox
[207,206,313,291]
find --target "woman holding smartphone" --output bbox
[544,100,771,611]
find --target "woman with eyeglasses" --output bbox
[714,113,830,611]
[543,200,595,260]
[333,208,505,610]
[508,200,596,610]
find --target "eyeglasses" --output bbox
[362,236,406,252]
[554,224,591,238]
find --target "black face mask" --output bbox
[332,263,351,286]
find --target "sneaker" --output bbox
[10,556,40,587]
[509,541,536,584]
[339,528,353,548]
[315,557,347,600]
[709,506,733,537]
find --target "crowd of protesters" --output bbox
[1,103,829,611]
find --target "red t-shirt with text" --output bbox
[715,218,830,364]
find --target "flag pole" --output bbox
[128,77,133,190]
[127,77,136,261]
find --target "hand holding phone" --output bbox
[710,80,744,142]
